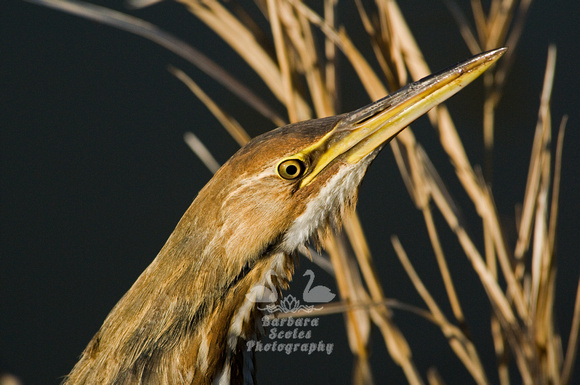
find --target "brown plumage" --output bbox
[63,49,505,385]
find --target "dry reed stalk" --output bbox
[391,236,488,385]
[27,0,578,383]
[169,66,251,147]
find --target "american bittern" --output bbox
[64,48,505,384]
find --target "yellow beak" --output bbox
[299,48,506,188]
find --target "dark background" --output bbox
[2,0,579,384]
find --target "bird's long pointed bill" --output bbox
[300,48,506,187]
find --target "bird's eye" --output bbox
[277,159,306,180]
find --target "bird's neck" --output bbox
[64,192,295,385]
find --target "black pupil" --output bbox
[286,164,298,176]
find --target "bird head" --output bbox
[190,48,506,274]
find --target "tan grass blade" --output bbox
[299,246,335,276]
[561,280,580,385]
[470,0,487,44]
[323,0,338,111]
[486,0,517,50]
[126,0,162,8]
[343,212,420,384]
[421,204,465,324]
[514,120,544,261]
[376,0,408,87]
[390,140,418,204]
[267,0,298,122]
[490,315,511,385]
[426,368,446,385]
[548,115,567,257]
[266,298,434,324]
[529,47,561,384]
[179,0,312,121]
[338,30,388,100]
[183,132,221,174]
[492,0,533,93]
[323,235,371,361]
[289,3,334,117]
[444,0,482,55]
[354,0,405,89]
[344,213,385,302]
[169,66,251,147]
[392,236,489,385]
[368,305,423,385]
[481,0,533,181]
[516,46,556,263]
